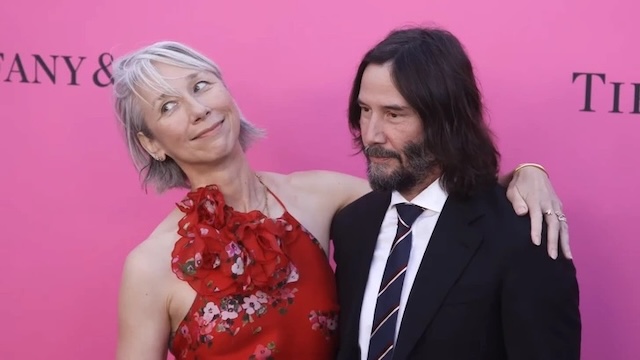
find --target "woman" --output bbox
[113,41,569,360]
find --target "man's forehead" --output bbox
[357,87,411,109]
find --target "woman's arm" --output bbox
[117,244,171,360]
[326,163,570,260]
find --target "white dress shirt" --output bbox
[358,179,448,360]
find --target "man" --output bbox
[331,27,581,360]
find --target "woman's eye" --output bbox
[161,102,176,113]
[194,81,209,92]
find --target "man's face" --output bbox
[357,62,437,192]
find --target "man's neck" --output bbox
[398,172,441,202]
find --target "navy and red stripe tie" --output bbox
[367,203,424,360]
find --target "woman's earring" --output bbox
[152,154,165,162]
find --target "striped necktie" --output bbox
[367,202,424,360]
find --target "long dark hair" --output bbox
[348,27,500,198]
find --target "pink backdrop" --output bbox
[1,0,638,358]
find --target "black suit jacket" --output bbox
[331,183,581,360]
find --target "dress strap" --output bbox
[256,175,288,212]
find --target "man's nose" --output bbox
[362,114,386,146]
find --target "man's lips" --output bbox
[368,156,397,163]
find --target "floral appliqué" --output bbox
[249,342,277,360]
[309,310,338,340]
[171,185,300,297]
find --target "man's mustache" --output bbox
[364,145,402,161]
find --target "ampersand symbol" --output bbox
[92,52,114,87]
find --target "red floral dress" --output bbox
[169,185,339,360]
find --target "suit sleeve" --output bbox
[501,236,582,360]
[330,209,343,263]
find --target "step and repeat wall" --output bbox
[1,0,637,359]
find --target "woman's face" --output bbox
[136,62,243,177]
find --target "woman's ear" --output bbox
[137,131,165,161]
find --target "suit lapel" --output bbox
[392,194,485,360]
[342,191,391,353]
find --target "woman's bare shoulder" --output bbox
[259,170,371,212]
[259,170,369,193]
[121,209,181,284]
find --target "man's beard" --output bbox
[365,140,438,193]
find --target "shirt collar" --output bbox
[389,178,448,213]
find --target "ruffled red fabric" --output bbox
[170,185,299,297]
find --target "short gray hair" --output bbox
[111,41,265,193]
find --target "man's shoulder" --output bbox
[471,183,534,246]
[331,190,389,234]
[336,190,389,216]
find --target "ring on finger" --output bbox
[555,211,567,223]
